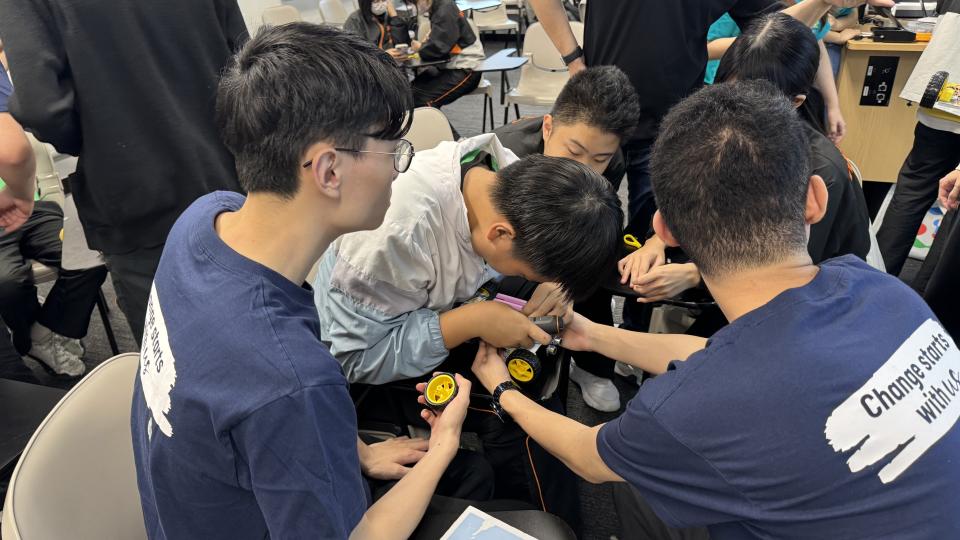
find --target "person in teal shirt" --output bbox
[706,6,832,84]
[706,2,845,143]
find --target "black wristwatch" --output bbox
[561,45,584,67]
[491,380,521,422]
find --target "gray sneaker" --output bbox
[53,333,85,358]
[28,332,86,377]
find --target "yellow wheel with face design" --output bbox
[507,349,541,384]
[424,373,458,411]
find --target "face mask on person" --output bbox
[371,1,388,15]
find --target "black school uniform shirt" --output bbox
[804,123,872,263]
[584,0,780,142]
[493,116,627,188]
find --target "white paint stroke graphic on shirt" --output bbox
[825,319,960,483]
[139,282,177,438]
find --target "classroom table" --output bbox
[837,29,928,183]
[475,47,529,115]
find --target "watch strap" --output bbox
[561,45,584,66]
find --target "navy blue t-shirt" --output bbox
[131,192,367,539]
[599,256,960,539]
[0,64,12,113]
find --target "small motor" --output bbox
[423,372,458,411]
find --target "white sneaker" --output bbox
[28,332,86,377]
[570,360,620,412]
[54,334,85,358]
[614,361,638,379]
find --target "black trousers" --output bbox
[0,201,107,355]
[412,68,481,109]
[103,244,165,345]
[876,123,960,276]
[613,483,710,540]
[915,209,960,338]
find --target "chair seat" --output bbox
[504,64,568,107]
[468,78,494,97]
[29,261,59,284]
[478,21,519,31]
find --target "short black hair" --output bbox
[651,80,810,277]
[216,23,413,197]
[550,66,640,141]
[715,12,820,98]
[491,154,623,300]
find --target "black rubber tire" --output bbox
[921,71,949,109]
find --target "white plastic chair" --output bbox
[467,78,496,132]
[472,4,520,49]
[2,354,146,540]
[261,4,302,25]
[237,0,282,33]
[503,22,584,120]
[24,133,120,355]
[406,107,455,152]
[463,18,495,132]
[578,0,587,22]
[318,0,349,26]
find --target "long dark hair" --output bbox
[358,0,380,23]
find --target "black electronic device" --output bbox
[872,27,918,41]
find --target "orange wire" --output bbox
[525,436,547,511]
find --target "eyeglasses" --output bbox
[302,138,415,173]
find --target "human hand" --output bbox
[631,263,700,303]
[416,373,470,453]
[568,57,586,76]
[558,312,595,353]
[0,187,33,234]
[939,169,960,211]
[411,39,422,52]
[386,48,407,61]
[521,282,570,318]
[823,0,894,8]
[471,341,512,394]
[837,28,860,43]
[619,235,666,286]
[358,436,429,480]
[826,105,846,144]
[475,301,551,349]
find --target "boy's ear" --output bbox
[805,174,828,225]
[486,221,516,244]
[304,143,341,198]
[652,211,680,247]
[542,114,554,141]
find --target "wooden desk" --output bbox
[838,35,927,183]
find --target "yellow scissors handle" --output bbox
[623,234,642,251]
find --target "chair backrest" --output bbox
[406,107,455,152]
[262,4,302,25]
[418,16,431,41]
[521,22,584,70]
[319,0,349,25]
[578,0,587,22]
[466,17,485,53]
[237,0,283,33]
[1,354,147,540]
[472,3,509,25]
[26,133,65,209]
